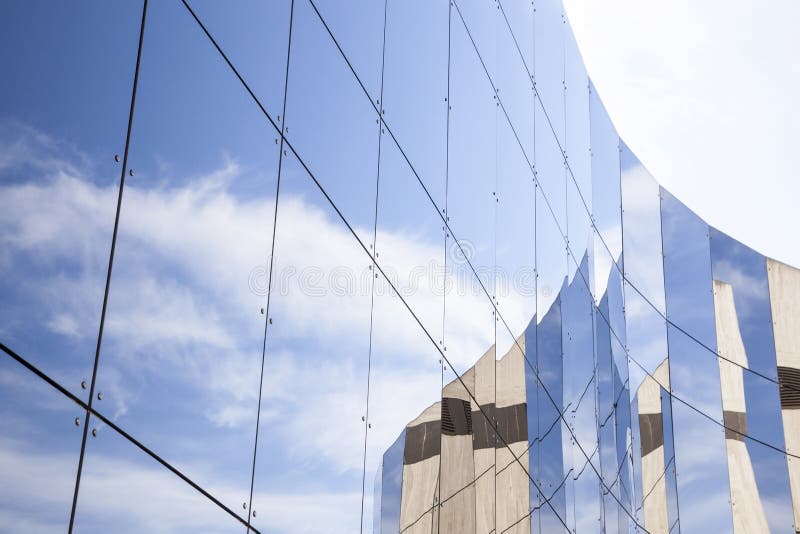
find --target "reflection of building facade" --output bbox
[377,252,800,533]
[2,0,799,532]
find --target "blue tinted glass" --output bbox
[533,0,565,144]
[562,255,602,532]
[382,0,448,202]
[74,410,242,532]
[0,1,142,402]
[379,430,405,533]
[535,291,567,531]
[311,0,386,99]
[589,82,622,294]
[0,355,82,530]
[281,0,381,247]
[620,142,665,314]
[368,289,443,532]
[710,230,794,531]
[661,387,680,532]
[660,188,733,532]
[189,0,291,119]
[496,113,537,347]
[445,5,496,377]
[250,148,373,531]
[94,0,281,519]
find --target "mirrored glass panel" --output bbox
[495,325,530,534]
[452,0,498,81]
[249,148,373,532]
[589,82,622,301]
[710,229,794,531]
[660,188,733,532]
[445,9,496,378]
[0,1,143,401]
[533,0,565,143]
[619,142,665,314]
[74,411,243,532]
[381,0,449,202]
[310,0,386,99]
[496,113,536,354]
[368,290,443,533]
[564,21,591,288]
[188,0,291,119]
[562,255,602,532]
[495,2,535,161]
[0,354,83,531]
[280,0,382,247]
[94,0,281,516]
[533,289,568,531]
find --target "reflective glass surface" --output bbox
[92,0,280,518]
[2,0,798,532]
[660,188,733,532]
[0,1,142,402]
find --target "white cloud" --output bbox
[0,435,362,534]
[0,121,498,512]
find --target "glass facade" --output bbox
[0,0,798,533]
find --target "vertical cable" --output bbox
[493,4,500,532]
[246,0,295,530]
[437,1,453,532]
[67,1,149,531]
[359,0,390,531]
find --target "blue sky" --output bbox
[0,0,796,532]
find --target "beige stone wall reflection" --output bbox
[767,259,800,531]
[713,280,769,533]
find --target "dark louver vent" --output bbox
[441,397,473,436]
[778,366,800,409]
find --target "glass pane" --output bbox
[438,350,490,533]
[452,0,498,82]
[496,2,535,160]
[369,292,443,533]
[562,255,602,532]
[535,131,567,321]
[620,142,665,314]
[710,232,795,531]
[364,115,445,532]
[0,1,142,401]
[377,430,404,533]
[94,0,279,516]
[533,0,565,144]
[281,0,381,247]
[188,0,291,119]
[495,326,531,533]
[589,81,622,300]
[446,10,496,378]
[310,0,386,100]
[249,147,373,532]
[498,0,534,94]
[530,288,569,532]
[448,10,497,301]
[564,22,591,288]
[632,359,672,533]
[73,414,242,532]
[381,0,449,202]
[766,258,800,530]
[660,188,733,532]
[595,294,618,530]
[0,354,82,531]
[496,111,536,352]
